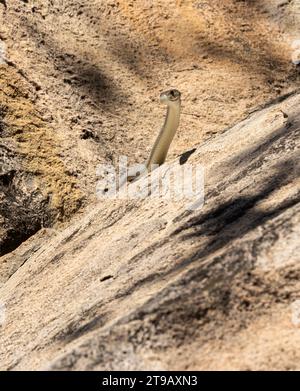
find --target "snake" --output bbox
[118,88,181,190]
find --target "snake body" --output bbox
[146,89,181,171]
[118,89,181,189]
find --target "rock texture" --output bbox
[0,0,299,256]
[0,0,300,371]
[0,67,83,256]
[0,90,299,370]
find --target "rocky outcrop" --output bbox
[0,67,83,257]
[0,90,299,370]
[1,0,299,259]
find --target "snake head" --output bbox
[160,89,181,104]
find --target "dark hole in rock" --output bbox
[0,220,42,257]
[100,275,113,282]
[179,148,196,165]
[0,170,15,187]
[80,129,99,141]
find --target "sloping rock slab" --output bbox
[0,91,299,370]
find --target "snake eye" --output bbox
[160,89,181,103]
[169,89,180,100]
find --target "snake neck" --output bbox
[146,101,181,171]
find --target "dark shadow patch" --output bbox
[0,221,42,257]
[51,252,65,264]
[100,274,114,282]
[0,167,52,257]
[19,21,128,111]
[80,128,100,141]
[54,311,108,344]
[0,105,8,135]
[53,53,127,110]
[179,148,196,165]
[65,315,106,342]
[205,121,299,203]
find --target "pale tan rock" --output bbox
[0,91,299,371]
[1,0,300,259]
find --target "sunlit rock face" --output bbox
[0,0,300,372]
[1,91,300,371]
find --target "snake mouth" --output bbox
[160,89,181,103]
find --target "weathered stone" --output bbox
[0,91,299,370]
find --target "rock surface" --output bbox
[0,67,83,256]
[1,0,299,256]
[0,90,299,370]
[0,0,300,371]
